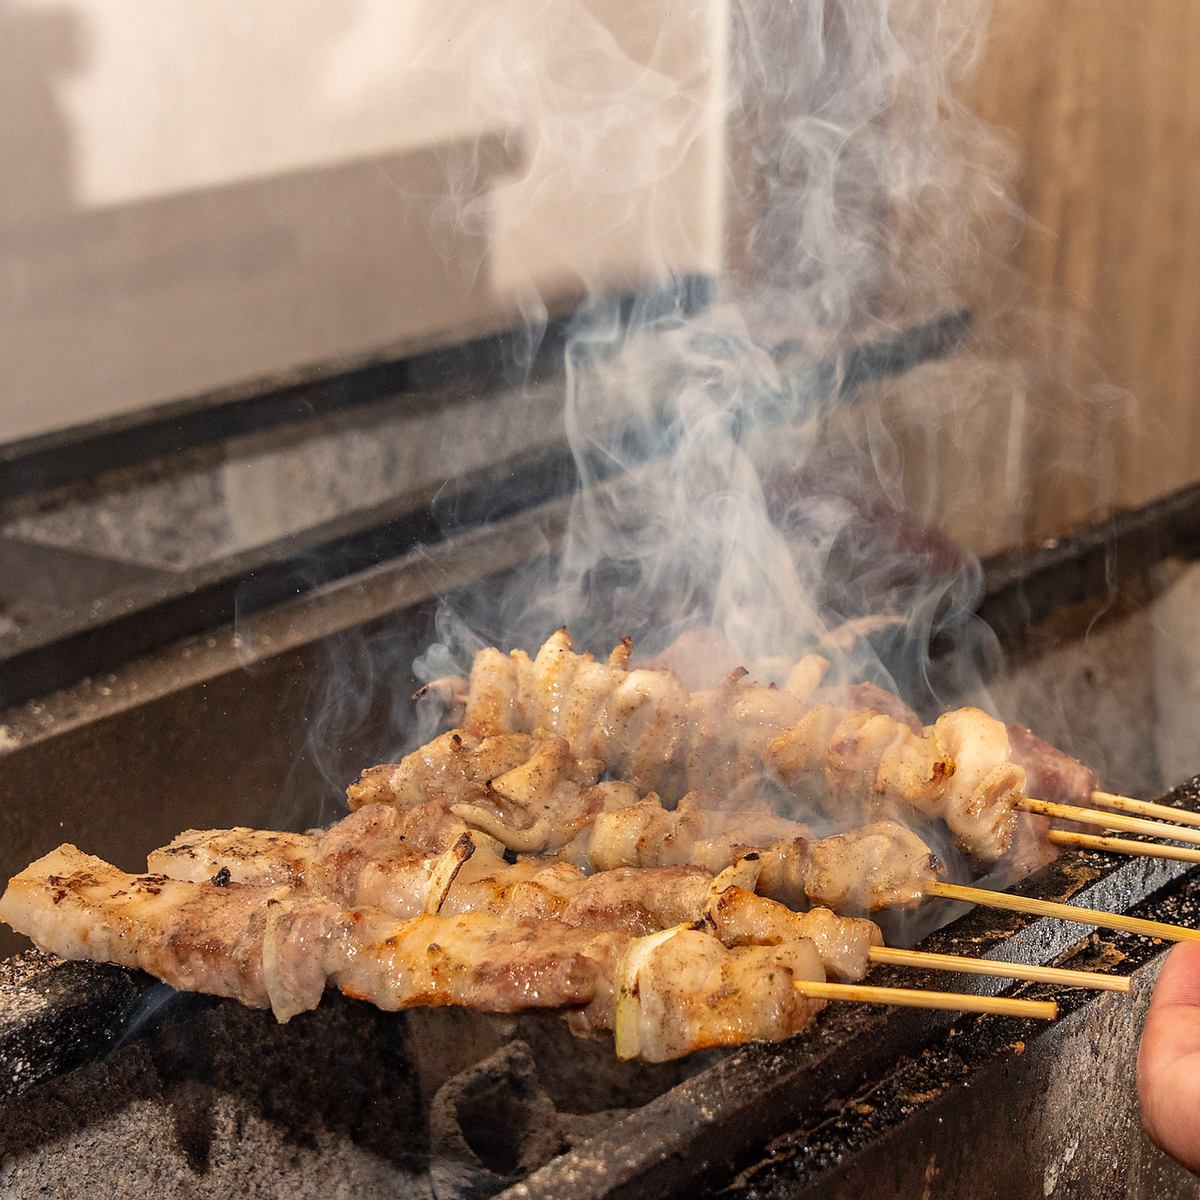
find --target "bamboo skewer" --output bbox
[793,979,1058,1020]
[1048,829,1200,866]
[1017,797,1200,848]
[1089,790,1200,829]
[868,946,1129,992]
[927,880,1200,942]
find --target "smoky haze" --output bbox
[273,0,1133,941]
[411,0,1019,707]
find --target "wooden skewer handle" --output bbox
[793,979,1057,1019]
[1090,791,1200,830]
[868,945,1130,992]
[927,880,1200,943]
[1017,798,1200,848]
[1048,829,1200,866]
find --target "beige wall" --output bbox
[966,0,1200,531]
[0,0,724,443]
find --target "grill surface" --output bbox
[3,435,1200,1194]
[3,796,1198,1198]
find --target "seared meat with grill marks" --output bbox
[152,808,461,916]
[581,797,942,915]
[342,723,940,910]
[1,845,828,1061]
[267,907,828,1060]
[344,746,943,915]
[605,928,826,1061]
[148,828,316,887]
[348,729,627,853]
[0,845,317,1012]
[148,805,881,980]
[446,631,1088,864]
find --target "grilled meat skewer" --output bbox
[345,730,942,913]
[150,805,883,980]
[432,629,1097,863]
[0,844,827,1062]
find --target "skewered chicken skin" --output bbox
[435,630,1097,864]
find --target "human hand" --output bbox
[1138,942,1200,1173]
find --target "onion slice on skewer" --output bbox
[613,924,694,1060]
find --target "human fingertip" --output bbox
[1150,942,1200,1012]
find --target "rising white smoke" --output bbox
[409,0,1021,707]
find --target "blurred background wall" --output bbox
[967,0,1200,525]
[0,0,724,442]
[3,0,1199,553]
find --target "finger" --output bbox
[1138,944,1200,1173]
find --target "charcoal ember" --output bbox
[429,1041,569,1199]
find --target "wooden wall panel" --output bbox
[967,0,1200,528]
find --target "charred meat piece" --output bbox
[349,729,619,853]
[0,845,329,1014]
[148,827,316,887]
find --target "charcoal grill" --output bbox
[3,333,1200,1198]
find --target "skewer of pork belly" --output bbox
[448,800,1199,944]
[0,843,837,1061]
[3,845,1064,1061]
[150,811,1129,992]
[574,794,1200,947]
[150,806,881,981]
[0,842,624,1028]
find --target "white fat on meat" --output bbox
[929,708,1026,864]
[3,847,838,1060]
[802,821,940,913]
[464,629,833,800]
[704,885,881,981]
[148,827,315,887]
[143,807,884,983]
[0,844,332,1016]
[348,729,608,854]
[620,929,825,1061]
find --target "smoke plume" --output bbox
[411,0,1020,708]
